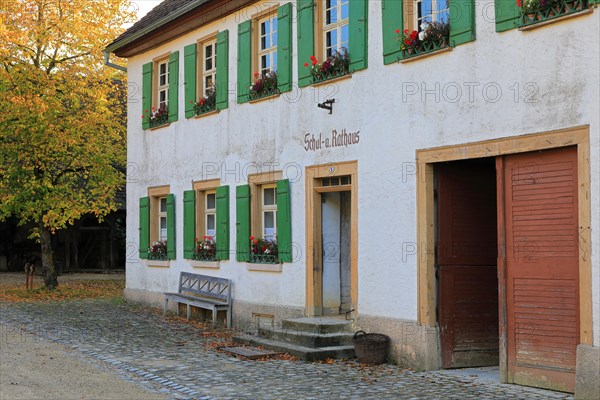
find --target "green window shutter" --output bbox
[348,0,368,72]
[168,51,179,123]
[216,30,229,110]
[142,63,152,130]
[166,193,176,260]
[236,184,251,262]
[216,185,230,260]
[276,179,292,263]
[139,197,150,259]
[382,0,403,65]
[450,0,475,46]
[277,3,293,93]
[494,0,520,32]
[589,0,599,4]
[184,44,197,118]
[297,0,315,88]
[183,190,196,259]
[237,21,252,104]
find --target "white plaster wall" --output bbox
[125,0,600,345]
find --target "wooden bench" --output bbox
[164,272,232,328]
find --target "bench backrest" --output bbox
[178,272,231,302]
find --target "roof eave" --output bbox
[104,0,207,56]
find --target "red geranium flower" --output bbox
[395,29,400,34]
[304,62,309,67]
[253,239,259,245]
[250,235,254,240]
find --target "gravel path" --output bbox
[0,299,574,400]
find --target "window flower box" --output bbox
[146,104,169,128]
[305,48,350,85]
[193,236,217,262]
[249,71,279,101]
[193,86,217,116]
[249,236,279,264]
[148,240,168,260]
[398,22,450,60]
[519,0,587,27]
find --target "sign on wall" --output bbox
[304,129,360,152]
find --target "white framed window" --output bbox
[261,185,277,241]
[158,196,167,241]
[202,39,217,93]
[205,191,216,238]
[157,58,169,108]
[258,14,278,75]
[323,0,349,57]
[415,0,449,30]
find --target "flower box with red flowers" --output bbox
[519,0,587,27]
[305,48,350,84]
[193,236,217,261]
[397,22,450,60]
[249,235,279,264]
[193,86,217,116]
[148,240,168,260]
[144,104,169,128]
[248,71,279,101]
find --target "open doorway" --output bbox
[321,191,352,315]
[436,157,499,368]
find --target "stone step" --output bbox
[233,334,356,362]
[281,317,353,334]
[258,327,354,348]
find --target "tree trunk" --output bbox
[39,219,58,290]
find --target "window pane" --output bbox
[207,214,215,231]
[206,193,216,210]
[207,228,216,237]
[205,57,212,72]
[160,198,167,212]
[205,44,212,59]
[159,74,166,86]
[160,62,167,74]
[263,188,276,206]
[340,24,349,48]
[341,1,349,20]
[261,54,269,71]
[264,211,275,229]
[205,76,213,89]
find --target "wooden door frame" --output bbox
[416,126,592,375]
[305,161,358,317]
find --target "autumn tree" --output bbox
[0,0,135,288]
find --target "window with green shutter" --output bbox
[183,44,197,118]
[183,190,196,259]
[277,3,293,93]
[237,20,252,104]
[141,52,179,128]
[215,30,229,110]
[216,186,230,260]
[297,0,367,86]
[382,0,474,63]
[237,176,293,265]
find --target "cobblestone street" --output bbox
[0,300,575,400]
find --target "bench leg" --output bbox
[212,306,217,326]
[227,306,232,329]
[175,302,180,316]
[186,304,191,321]
[164,298,168,315]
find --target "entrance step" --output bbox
[258,326,354,348]
[281,317,353,334]
[232,317,356,361]
[233,334,356,362]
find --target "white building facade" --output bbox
[107,0,599,395]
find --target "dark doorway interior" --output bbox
[436,157,499,368]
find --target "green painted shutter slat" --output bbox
[276,179,292,263]
[237,21,252,104]
[142,63,152,130]
[589,0,599,4]
[166,193,176,260]
[184,44,197,118]
[216,186,230,260]
[183,190,196,259]
[494,0,520,32]
[297,0,314,88]
[139,197,150,259]
[450,0,475,46]
[236,185,251,262]
[216,30,229,110]
[382,0,403,64]
[168,51,179,122]
[277,3,293,93]
[348,0,368,72]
